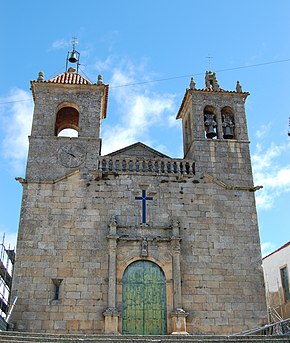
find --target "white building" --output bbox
[263,241,290,321]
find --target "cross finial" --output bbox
[206,55,213,71]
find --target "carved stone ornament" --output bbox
[205,71,220,91]
[189,77,196,90]
[236,80,242,92]
[103,307,119,315]
[141,239,148,256]
[109,215,117,228]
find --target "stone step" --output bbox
[0,332,289,342]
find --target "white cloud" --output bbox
[0,229,17,250]
[255,192,274,210]
[261,241,277,257]
[168,114,179,128]
[252,141,290,210]
[94,56,114,72]
[101,59,176,155]
[0,89,33,174]
[51,39,70,49]
[260,167,290,188]
[255,123,272,139]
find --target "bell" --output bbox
[223,126,234,139]
[206,125,217,139]
[68,51,78,63]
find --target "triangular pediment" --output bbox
[105,142,170,159]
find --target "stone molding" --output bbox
[204,173,263,192]
[105,218,185,335]
[15,169,80,185]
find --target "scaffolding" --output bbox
[0,234,15,330]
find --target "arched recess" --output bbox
[55,102,80,136]
[221,106,235,139]
[122,260,167,335]
[204,105,217,139]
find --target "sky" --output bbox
[0,1,289,257]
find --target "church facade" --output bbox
[10,66,267,335]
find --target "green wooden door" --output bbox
[122,260,167,335]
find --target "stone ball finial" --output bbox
[236,81,242,92]
[97,74,103,85]
[37,71,44,82]
[68,67,76,73]
[189,77,196,90]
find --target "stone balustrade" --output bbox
[98,157,195,175]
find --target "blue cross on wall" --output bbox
[135,190,153,224]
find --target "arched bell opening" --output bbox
[221,106,235,139]
[55,106,80,137]
[204,105,217,139]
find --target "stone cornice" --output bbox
[15,169,80,185]
[204,173,263,192]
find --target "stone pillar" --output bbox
[216,110,223,139]
[172,238,182,309]
[103,216,120,334]
[170,220,188,335]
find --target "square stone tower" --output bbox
[11,66,267,335]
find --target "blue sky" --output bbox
[0,1,289,256]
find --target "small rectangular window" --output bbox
[51,278,63,302]
[280,266,290,302]
[53,284,60,300]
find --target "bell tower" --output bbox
[27,61,108,181]
[177,71,252,184]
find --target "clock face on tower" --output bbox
[58,143,86,168]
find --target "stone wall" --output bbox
[11,164,267,334]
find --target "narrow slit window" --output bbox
[52,279,63,301]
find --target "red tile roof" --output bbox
[48,72,92,85]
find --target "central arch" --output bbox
[122,260,167,335]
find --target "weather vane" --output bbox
[71,37,78,51]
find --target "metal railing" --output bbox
[231,318,290,336]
